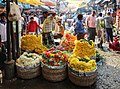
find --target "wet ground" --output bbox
[96,47,120,89]
[0,46,120,89]
[0,76,97,89]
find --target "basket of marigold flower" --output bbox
[68,54,97,86]
[73,39,96,58]
[21,35,42,51]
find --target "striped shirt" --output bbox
[42,15,55,33]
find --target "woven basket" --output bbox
[16,64,41,79]
[68,66,97,86]
[42,63,67,82]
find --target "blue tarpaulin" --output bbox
[0,0,5,5]
[0,0,5,8]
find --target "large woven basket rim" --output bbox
[68,64,97,74]
[41,62,67,69]
[16,63,40,70]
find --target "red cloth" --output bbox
[109,43,120,51]
[27,21,42,33]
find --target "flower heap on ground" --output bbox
[21,35,48,54]
[68,39,97,72]
[16,52,42,68]
[60,31,77,51]
[42,46,68,66]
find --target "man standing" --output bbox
[86,11,96,42]
[74,14,85,40]
[42,11,56,47]
[96,13,104,48]
[104,12,113,43]
[27,16,42,35]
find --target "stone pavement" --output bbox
[96,48,120,89]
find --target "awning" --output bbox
[0,0,5,8]
[41,0,55,6]
[65,0,85,5]
[18,0,44,6]
[95,0,104,4]
[79,2,87,8]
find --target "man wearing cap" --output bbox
[42,11,56,47]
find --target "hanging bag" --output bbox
[8,2,21,21]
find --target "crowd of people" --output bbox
[0,10,119,49]
[72,10,119,49]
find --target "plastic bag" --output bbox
[8,2,21,21]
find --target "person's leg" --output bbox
[54,34,58,39]
[106,28,109,42]
[100,30,103,48]
[93,28,96,42]
[48,32,54,45]
[42,33,47,45]
[77,33,84,40]
[58,34,63,39]
[89,28,96,42]
[97,30,102,48]
[109,28,113,42]
[88,28,92,41]
[101,29,105,43]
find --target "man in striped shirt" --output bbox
[42,11,56,47]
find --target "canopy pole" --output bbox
[4,0,15,80]
[15,0,20,58]
[10,21,16,60]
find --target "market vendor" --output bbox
[42,11,56,47]
[74,14,85,40]
[54,20,64,39]
[26,16,42,35]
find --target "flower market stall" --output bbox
[17,31,98,86]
